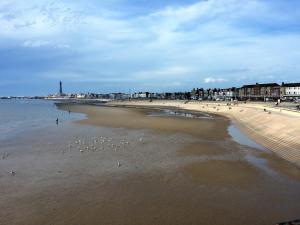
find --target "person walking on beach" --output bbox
[56,118,59,125]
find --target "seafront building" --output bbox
[281,82,300,100]
[45,80,300,102]
[190,87,239,101]
[239,83,281,101]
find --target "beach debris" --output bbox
[117,161,121,167]
[80,149,84,153]
[268,111,271,114]
[9,170,16,176]
[139,137,143,143]
[240,109,244,112]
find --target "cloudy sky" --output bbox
[1,0,300,96]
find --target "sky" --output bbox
[0,0,300,96]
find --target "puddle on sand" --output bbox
[228,124,267,152]
[245,155,279,178]
[148,109,213,120]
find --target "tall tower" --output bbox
[59,81,63,96]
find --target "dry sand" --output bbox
[1,104,300,225]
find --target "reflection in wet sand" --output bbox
[182,160,262,188]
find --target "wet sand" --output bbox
[109,100,300,167]
[65,104,229,140]
[1,104,300,225]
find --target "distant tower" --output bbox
[59,81,63,96]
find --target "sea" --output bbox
[0,99,84,142]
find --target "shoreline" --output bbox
[106,100,300,167]
[2,101,300,225]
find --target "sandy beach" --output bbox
[1,103,300,225]
[108,100,300,167]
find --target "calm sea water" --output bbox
[0,99,84,141]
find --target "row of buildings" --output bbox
[132,82,300,101]
[48,81,300,102]
[238,82,300,101]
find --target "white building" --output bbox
[282,82,300,99]
[132,92,149,99]
[76,93,87,99]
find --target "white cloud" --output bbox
[23,40,70,48]
[133,66,194,79]
[204,77,228,83]
[23,40,50,48]
[1,0,300,94]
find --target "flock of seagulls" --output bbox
[66,135,132,155]
[4,135,145,177]
[63,135,143,169]
[69,135,146,170]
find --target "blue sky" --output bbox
[1,0,300,96]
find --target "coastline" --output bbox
[107,100,300,167]
[2,101,300,225]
